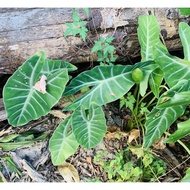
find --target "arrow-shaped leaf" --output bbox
[157,79,190,108]
[49,115,79,166]
[144,105,185,148]
[149,68,163,98]
[179,22,190,61]
[63,61,156,111]
[3,51,69,126]
[42,59,77,74]
[154,47,190,88]
[72,102,106,149]
[165,119,190,143]
[138,15,167,98]
[137,15,168,62]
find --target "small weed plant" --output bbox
[2,8,190,181]
[93,147,166,182]
[64,8,89,41]
[91,36,118,65]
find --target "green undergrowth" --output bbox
[1,8,190,182]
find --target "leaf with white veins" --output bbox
[144,105,185,148]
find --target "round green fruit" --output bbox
[131,68,143,84]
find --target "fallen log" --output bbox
[0,8,190,74]
[0,98,6,122]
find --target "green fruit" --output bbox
[131,68,143,84]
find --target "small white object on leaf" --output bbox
[33,75,47,94]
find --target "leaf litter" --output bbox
[0,99,190,182]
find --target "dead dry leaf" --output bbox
[33,75,47,94]
[105,126,128,140]
[152,136,166,150]
[107,125,120,133]
[58,162,80,182]
[86,157,92,164]
[105,132,121,139]
[128,129,140,143]
[129,145,144,159]
[0,127,13,138]
[50,110,69,119]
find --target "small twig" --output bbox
[21,159,47,182]
[157,156,190,180]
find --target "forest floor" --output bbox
[0,90,190,183]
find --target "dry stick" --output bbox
[21,159,47,182]
[157,156,190,180]
[148,164,161,182]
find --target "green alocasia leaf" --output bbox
[63,61,157,111]
[149,68,163,98]
[49,115,79,166]
[137,15,168,62]
[139,65,155,96]
[178,8,190,16]
[165,119,190,143]
[149,28,190,146]
[157,79,190,108]
[158,91,190,108]
[72,102,106,149]
[144,40,190,148]
[63,64,134,111]
[137,15,167,96]
[3,51,70,126]
[181,168,190,182]
[154,46,190,88]
[144,105,185,148]
[179,22,190,61]
[42,59,77,73]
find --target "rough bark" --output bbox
[0,8,190,74]
[0,98,6,122]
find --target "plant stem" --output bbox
[164,132,190,155]
[133,84,140,116]
[146,96,156,108]
[138,90,153,105]
[159,84,169,91]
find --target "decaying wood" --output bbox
[0,98,6,122]
[0,110,6,122]
[21,159,47,182]
[0,8,190,74]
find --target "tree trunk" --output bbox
[0,8,189,74]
